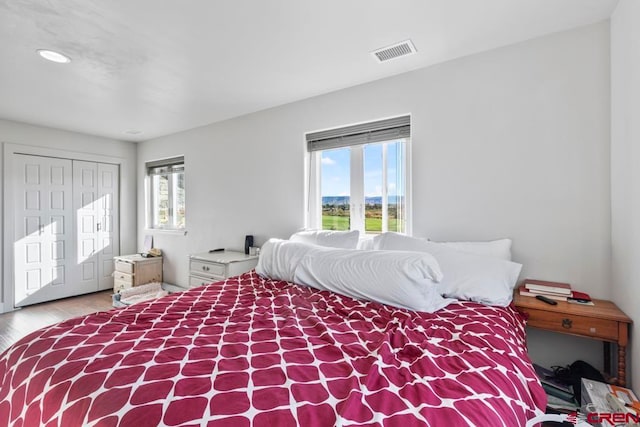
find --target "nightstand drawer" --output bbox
[114,271,133,284]
[189,275,224,288]
[114,260,134,274]
[114,277,133,293]
[188,251,258,286]
[190,260,225,277]
[524,309,618,341]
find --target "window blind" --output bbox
[306,115,410,152]
[146,156,184,175]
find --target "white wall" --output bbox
[138,23,611,369]
[611,0,640,392]
[0,118,137,310]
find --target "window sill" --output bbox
[145,229,188,236]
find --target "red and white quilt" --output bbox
[0,271,546,426]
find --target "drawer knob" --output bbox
[202,266,209,271]
[562,318,573,329]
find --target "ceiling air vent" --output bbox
[371,40,417,63]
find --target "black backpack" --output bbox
[553,360,606,403]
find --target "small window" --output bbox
[307,116,410,235]
[146,156,185,230]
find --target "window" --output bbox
[146,156,185,230]
[307,116,410,235]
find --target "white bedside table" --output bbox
[188,250,258,288]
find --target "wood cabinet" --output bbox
[113,255,163,293]
[188,251,258,288]
[514,293,632,386]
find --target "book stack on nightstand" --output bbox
[518,279,593,305]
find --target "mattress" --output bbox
[0,271,546,426]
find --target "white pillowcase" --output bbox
[356,237,375,251]
[256,238,452,313]
[436,238,512,261]
[289,229,360,249]
[373,233,522,306]
[256,239,315,282]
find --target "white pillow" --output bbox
[436,238,512,261]
[256,239,316,282]
[256,238,452,313]
[356,236,375,251]
[373,233,522,306]
[289,229,360,249]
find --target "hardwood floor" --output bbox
[0,290,114,355]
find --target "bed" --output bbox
[0,269,545,426]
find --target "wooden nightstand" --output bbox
[113,254,163,293]
[188,251,258,288]
[514,293,632,386]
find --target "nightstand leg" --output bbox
[618,344,626,387]
[604,342,611,375]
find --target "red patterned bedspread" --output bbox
[0,271,545,427]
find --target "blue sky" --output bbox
[321,142,401,197]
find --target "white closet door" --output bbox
[97,163,120,290]
[73,161,100,290]
[13,156,120,307]
[72,161,120,291]
[14,155,74,307]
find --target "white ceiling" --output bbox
[0,0,618,142]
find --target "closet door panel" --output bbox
[97,163,120,290]
[14,155,73,307]
[73,160,99,289]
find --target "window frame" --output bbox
[306,137,411,235]
[146,156,185,231]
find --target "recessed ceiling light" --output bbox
[36,49,71,64]
[124,129,143,135]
